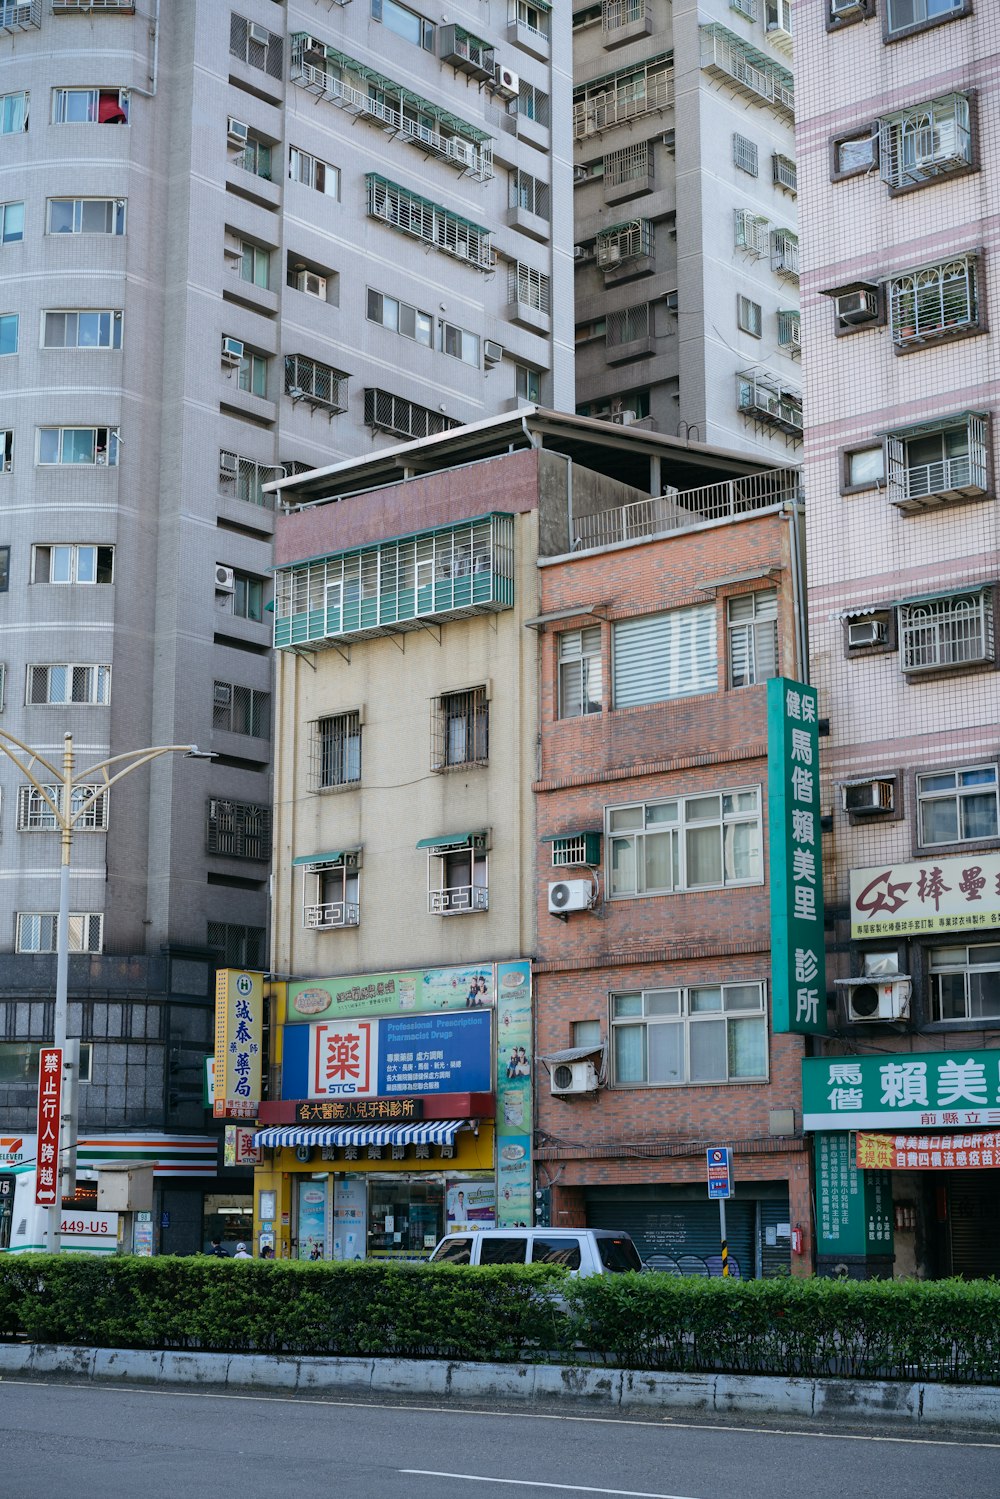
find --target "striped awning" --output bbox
[253,1120,468,1149]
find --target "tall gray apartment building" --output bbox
[572,0,800,458]
[0,0,572,1251]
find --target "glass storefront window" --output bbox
[202,1192,253,1255]
[368,1176,445,1258]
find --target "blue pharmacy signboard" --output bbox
[706,1147,732,1200]
[281,1008,492,1100]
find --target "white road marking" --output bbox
[401,1474,703,1498]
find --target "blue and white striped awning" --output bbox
[253,1120,468,1149]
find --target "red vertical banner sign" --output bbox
[35,1047,62,1206]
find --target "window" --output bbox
[573,53,674,138]
[0,201,23,244]
[917,764,998,846]
[551,833,601,868]
[17,784,108,831]
[737,369,802,435]
[47,198,125,236]
[888,256,980,347]
[887,413,987,508]
[229,13,283,78]
[0,430,10,472]
[772,154,797,193]
[289,147,339,198]
[731,0,758,15]
[363,388,459,440]
[432,687,489,770]
[833,131,876,177]
[770,228,798,280]
[613,604,717,708]
[607,787,762,897]
[558,627,602,718]
[0,313,16,356]
[733,133,758,175]
[439,321,480,367]
[611,983,767,1086]
[899,589,994,673]
[0,546,7,591]
[509,169,550,220]
[32,545,114,584]
[516,365,540,403]
[301,855,361,930]
[372,0,434,49]
[219,452,278,508]
[572,1019,602,1048]
[508,263,551,314]
[238,349,267,397]
[844,444,885,490]
[239,242,269,289]
[235,132,272,180]
[777,309,800,353]
[727,590,778,686]
[885,0,963,36]
[515,0,550,39]
[314,711,362,789]
[37,427,119,466]
[213,681,270,738]
[516,81,550,127]
[27,664,110,705]
[604,142,650,190]
[16,913,103,954]
[0,91,28,134]
[206,798,271,859]
[285,353,348,413]
[367,174,493,271]
[879,94,971,189]
[427,840,489,914]
[42,310,122,350]
[52,88,128,124]
[207,920,266,967]
[734,209,769,257]
[367,289,432,347]
[930,944,1000,1023]
[737,296,762,338]
[0,1043,92,1087]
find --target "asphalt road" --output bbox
[1,1378,997,1499]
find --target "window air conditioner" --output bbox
[550,1060,599,1096]
[221,336,244,365]
[215,565,236,592]
[548,879,592,915]
[842,778,895,814]
[248,22,270,45]
[301,36,326,59]
[837,976,912,1023]
[836,289,878,325]
[296,270,327,298]
[598,244,622,267]
[573,166,589,184]
[484,340,503,365]
[830,0,865,14]
[848,617,886,647]
[227,118,249,145]
[219,452,239,476]
[494,64,520,100]
[619,409,637,425]
[915,120,960,169]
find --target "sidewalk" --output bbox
[2,1342,999,1431]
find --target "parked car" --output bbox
[428,1226,643,1276]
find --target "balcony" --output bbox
[701,24,794,121]
[304,901,360,930]
[887,412,989,513]
[573,467,800,549]
[439,23,495,80]
[574,56,674,139]
[737,371,802,437]
[367,174,494,271]
[602,0,652,48]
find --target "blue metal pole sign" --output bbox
[706,1147,732,1200]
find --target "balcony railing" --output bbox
[305,902,360,930]
[53,0,133,9]
[573,467,801,549]
[367,174,494,271]
[429,885,489,915]
[2,0,39,26]
[701,24,794,120]
[573,65,674,138]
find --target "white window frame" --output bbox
[899,590,994,673]
[916,763,999,847]
[0,91,28,134]
[16,912,103,954]
[52,87,128,125]
[17,783,108,832]
[46,197,126,236]
[888,255,978,347]
[37,426,119,466]
[611,982,768,1087]
[0,200,23,245]
[727,589,778,686]
[930,943,1000,1024]
[439,320,480,367]
[367,288,433,347]
[734,209,769,258]
[27,663,111,706]
[301,856,361,930]
[879,93,971,190]
[558,626,602,718]
[607,786,763,898]
[288,146,340,198]
[428,843,489,915]
[32,544,114,585]
[42,309,123,350]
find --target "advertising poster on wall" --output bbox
[447,1180,496,1231]
[495,960,533,1227]
[283,1008,493,1100]
[286,964,495,1023]
[333,1176,366,1261]
[297,1180,327,1260]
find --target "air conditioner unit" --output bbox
[248,22,270,45]
[548,879,592,915]
[221,336,244,364]
[619,409,637,426]
[494,63,520,100]
[836,289,879,325]
[842,778,894,814]
[573,165,588,184]
[848,617,886,647]
[573,245,586,261]
[598,244,622,268]
[219,451,239,476]
[227,118,249,146]
[301,35,326,58]
[837,976,912,1023]
[915,120,960,169]
[483,339,503,366]
[215,565,235,592]
[830,0,865,13]
[550,1060,599,1096]
[296,270,327,298]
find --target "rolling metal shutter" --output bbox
[585,1195,756,1278]
[948,1173,1000,1278]
[758,1197,792,1278]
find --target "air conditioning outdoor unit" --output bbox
[573,166,588,184]
[219,451,239,476]
[842,778,895,814]
[550,1060,599,1096]
[830,0,865,14]
[227,118,249,145]
[837,976,912,1023]
[598,244,622,267]
[248,22,270,45]
[301,35,326,59]
[221,336,244,365]
[548,879,592,915]
[215,565,235,592]
[619,410,637,425]
[296,270,327,298]
[494,63,520,100]
[484,339,503,365]
[915,120,960,169]
[848,617,887,647]
[836,289,879,324]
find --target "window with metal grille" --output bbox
[508,263,551,314]
[879,93,971,189]
[0,2,39,30]
[608,787,762,897]
[363,388,459,440]
[551,835,591,867]
[229,13,283,78]
[603,0,645,28]
[27,663,110,705]
[515,0,550,40]
[727,590,778,686]
[732,133,758,175]
[772,153,797,192]
[573,53,674,138]
[730,0,758,17]
[604,142,650,189]
[596,219,653,267]
[509,169,550,220]
[606,304,651,349]
[432,687,489,770]
[207,920,266,967]
[734,209,769,257]
[213,681,271,737]
[930,942,1000,1024]
[367,174,493,270]
[427,840,489,915]
[558,627,602,717]
[17,912,102,954]
[888,256,979,346]
[777,309,800,353]
[887,414,988,507]
[302,859,360,930]
[736,370,802,434]
[737,295,762,338]
[770,228,798,280]
[218,452,279,508]
[284,354,349,413]
[516,80,550,127]
[899,590,994,673]
[313,711,361,789]
[206,799,271,859]
[917,764,998,848]
[611,983,767,1086]
[17,784,108,831]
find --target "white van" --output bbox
[429,1226,643,1276]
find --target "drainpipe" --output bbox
[131,0,160,98]
[782,485,808,683]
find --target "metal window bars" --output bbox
[770,229,799,280]
[573,57,674,138]
[737,370,803,435]
[603,0,647,30]
[888,256,977,346]
[733,134,758,175]
[207,921,266,967]
[734,209,769,257]
[508,263,551,314]
[606,304,651,347]
[900,591,994,672]
[284,354,349,414]
[366,174,494,270]
[0,0,39,28]
[509,170,550,220]
[777,309,801,355]
[218,452,281,508]
[229,14,283,79]
[52,0,135,9]
[879,94,971,190]
[206,799,271,859]
[431,687,489,771]
[887,414,988,507]
[212,682,271,738]
[604,141,650,187]
[700,24,794,120]
[596,219,653,267]
[313,712,362,789]
[772,153,797,193]
[363,388,459,440]
[17,784,108,831]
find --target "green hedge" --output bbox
[3,1257,1000,1382]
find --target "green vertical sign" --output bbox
[815,1133,893,1260]
[767,677,827,1034]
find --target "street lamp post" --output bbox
[0,729,213,1253]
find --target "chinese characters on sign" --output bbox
[34,1046,62,1207]
[815,1132,892,1257]
[767,678,827,1035]
[286,964,496,1023]
[290,1009,492,1100]
[850,853,1000,938]
[804,1050,1000,1130]
[295,1098,424,1123]
[857,1131,1000,1171]
[213,969,264,1119]
[495,961,533,1227]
